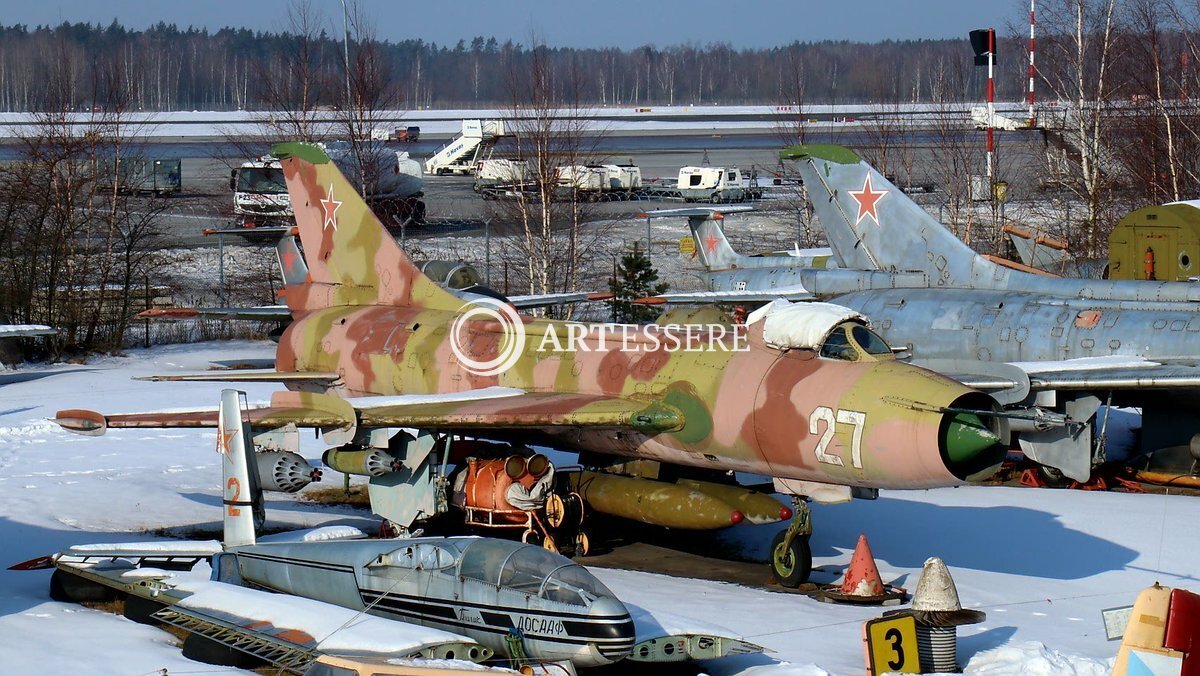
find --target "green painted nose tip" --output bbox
[943,411,1001,463]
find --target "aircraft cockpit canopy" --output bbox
[420,260,483,290]
[819,323,895,362]
[456,539,615,606]
[747,299,884,357]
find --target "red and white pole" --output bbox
[987,27,995,184]
[1028,0,1037,126]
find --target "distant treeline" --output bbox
[0,21,1043,111]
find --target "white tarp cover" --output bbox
[746,299,866,351]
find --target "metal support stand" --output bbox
[916,625,958,673]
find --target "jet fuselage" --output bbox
[276,303,1000,490]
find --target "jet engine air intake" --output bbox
[939,392,1007,481]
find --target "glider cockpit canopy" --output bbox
[457,539,615,606]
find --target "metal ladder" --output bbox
[152,606,315,673]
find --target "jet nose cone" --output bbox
[944,411,1000,462]
[939,396,1007,481]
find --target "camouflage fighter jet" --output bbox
[53,142,1006,585]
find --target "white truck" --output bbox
[556,165,607,192]
[555,163,643,200]
[230,143,425,232]
[473,159,532,191]
[677,166,746,203]
[603,164,642,193]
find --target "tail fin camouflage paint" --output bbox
[272,142,461,312]
[219,388,261,548]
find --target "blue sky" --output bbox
[6,0,1019,48]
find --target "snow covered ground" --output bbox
[0,103,1036,139]
[0,340,1195,674]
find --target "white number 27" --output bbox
[809,406,866,469]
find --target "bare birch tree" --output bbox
[1038,0,1122,257]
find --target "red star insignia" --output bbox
[705,232,720,253]
[847,174,888,225]
[281,246,299,275]
[216,428,235,455]
[320,183,342,231]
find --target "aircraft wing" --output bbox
[509,292,613,308]
[139,306,291,321]
[639,206,755,218]
[157,579,487,664]
[142,296,611,318]
[645,285,815,304]
[0,324,55,338]
[1017,357,1200,390]
[55,387,684,437]
[133,369,340,384]
[914,356,1200,399]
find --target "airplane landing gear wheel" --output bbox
[770,529,812,588]
[574,529,592,557]
[542,535,559,553]
[1037,464,1073,488]
[545,493,566,528]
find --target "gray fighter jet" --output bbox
[646,145,1200,481]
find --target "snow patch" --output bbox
[258,525,367,543]
[964,641,1113,675]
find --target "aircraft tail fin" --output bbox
[219,389,262,548]
[688,213,744,271]
[275,235,309,287]
[786,145,992,285]
[272,142,462,311]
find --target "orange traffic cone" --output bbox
[820,533,905,605]
[839,533,885,596]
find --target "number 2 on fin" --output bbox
[226,477,241,517]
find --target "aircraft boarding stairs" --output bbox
[424,119,506,175]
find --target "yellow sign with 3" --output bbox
[863,614,920,675]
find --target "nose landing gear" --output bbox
[770,497,813,587]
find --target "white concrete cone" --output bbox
[912,557,962,612]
